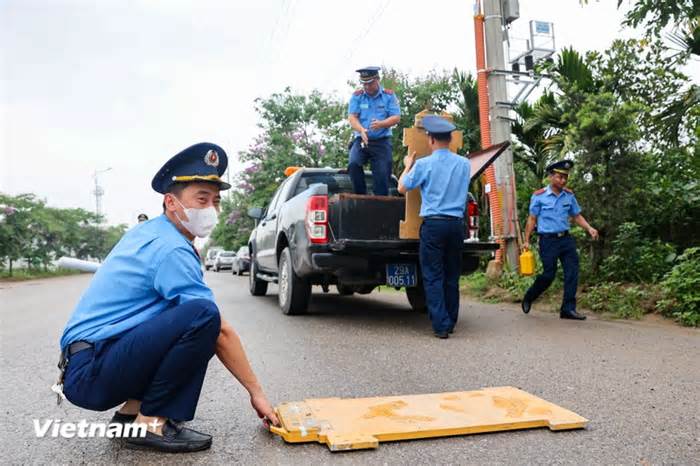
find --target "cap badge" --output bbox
[204,150,219,167]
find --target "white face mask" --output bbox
[172,196,219,238]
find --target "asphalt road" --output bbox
[1,272,698,465]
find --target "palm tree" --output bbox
[522,48,597,158]
[582,0,700,143]
[511,98,556,182]
[451,69,481,154]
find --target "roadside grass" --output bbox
[461,270,563,309]
[461,270,663,322]
[376,285,404,294]
[0,268,83,282]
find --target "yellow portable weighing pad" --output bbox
[270,386,588,451]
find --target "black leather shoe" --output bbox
[125,420,212,453]
[434,332,449,339]
[110,411,137,425]
[521,299,531,314]
[560,310,586,320]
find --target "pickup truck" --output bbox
[246,142,508,315]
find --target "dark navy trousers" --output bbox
[419,218,465,334]
[63,299,221,422]
[524,235,579,312]
[348,137,393,196]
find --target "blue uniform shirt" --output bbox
[348,87,401,140]
[529,185,582,233]
[60,214,214,351]
[402,148,471,218]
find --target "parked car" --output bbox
[246,142,508,315]
[204,248,222,270]
[213,250,235,272]
[231,246,251,275]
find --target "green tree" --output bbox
[1,192,127,275]
[520,40,698,269]
[451,69,482,154]
[210,70,484,251]
[381,69,474,175]
[0,193,35,275]
[210,88,350,251]
[583,0,700,142]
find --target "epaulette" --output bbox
[563,187,573,193]
[533,188,546,195]
[353,89,364,96]
[384,88,394,94]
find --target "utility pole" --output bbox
[482,0,520,269]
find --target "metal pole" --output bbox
[93,167,111,223]
[93,170,99,218]
[483,0,520,269]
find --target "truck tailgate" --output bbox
[328,193,405,241]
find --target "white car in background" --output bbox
[204,248,222,270]
[212,250,235,272]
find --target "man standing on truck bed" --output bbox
[57,143,279,453]
[347,66,401,196]
[398,115,471,339]
[521,160,598,320]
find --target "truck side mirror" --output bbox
[247,207,263,220]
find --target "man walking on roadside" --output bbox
[398,115,470,339]
[521,160,598,320]
[58,143,279,453]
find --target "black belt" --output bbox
[67,340,93,356]
[539,231,570,238]
[57,341,93,375]
[424,215,462,220]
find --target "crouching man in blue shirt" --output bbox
[58,143,279,453]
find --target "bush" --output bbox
[600,222,677,283]
[497,268,537,298]
[579,282,658,319]
[461,272,490,295]
[461,265,561,304]
[657,247,700,327]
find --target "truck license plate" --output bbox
[386,264,417,288]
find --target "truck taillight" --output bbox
[306,195,328,244]
[467,199,479,242]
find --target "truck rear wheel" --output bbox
[355,285,375,295]
[336,284,354,296]
[278,247,311,315]
[249,256,268,296]
[406,286,427,313]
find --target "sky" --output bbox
[1,0,697,229]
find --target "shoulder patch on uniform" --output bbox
[384,88,394,94]
[353,89,364,96]
[533,188,546,195]
[563,187,574,193]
